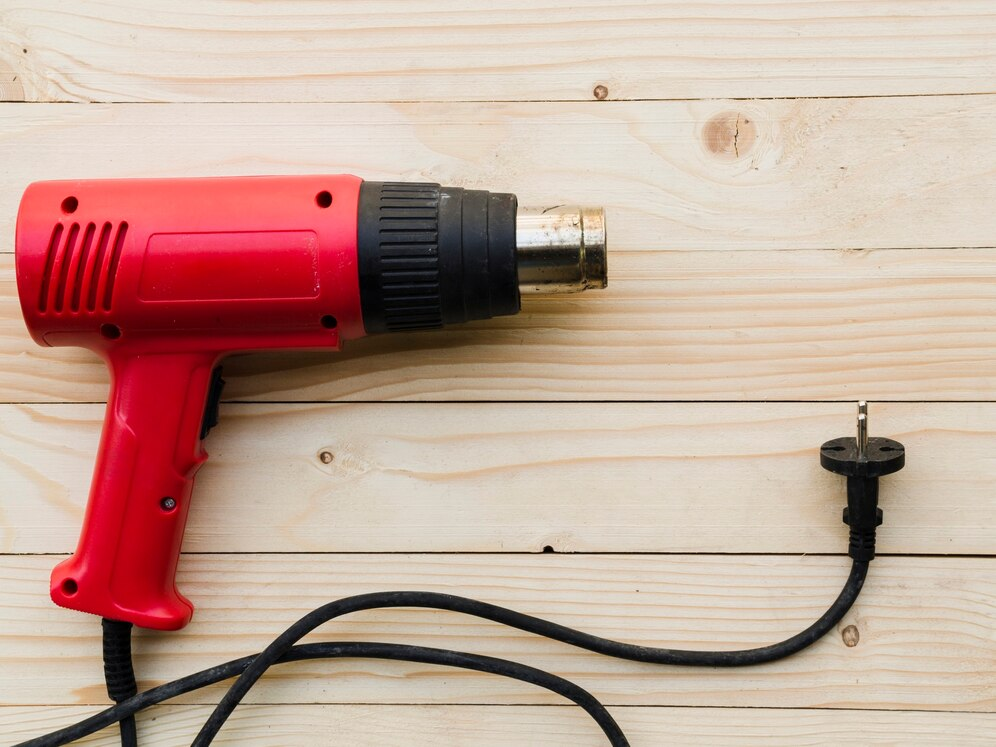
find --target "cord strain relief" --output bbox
[848,527,877,562]
[102,618,138,703]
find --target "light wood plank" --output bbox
[0,401,990,555]
[1,555,993,710]
[1,2,993,102]
[5,704,996,746]
[5,246,996,403]
[1,97,994,253]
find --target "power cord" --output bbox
[16,640,628,747]
[100,619,138,747]
[14,402,905,747]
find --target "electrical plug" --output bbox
[821,402,905,561]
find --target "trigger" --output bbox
[200,366,226,440]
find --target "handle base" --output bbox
[51,555,193,630]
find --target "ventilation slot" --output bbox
[52,223,80,313]
[38,223,64,313]
[102,222,128,311]
[70,223,96,312]
[87,223,113,312]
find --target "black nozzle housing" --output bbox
[357,181,520,333]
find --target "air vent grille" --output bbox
[38,221,128,314]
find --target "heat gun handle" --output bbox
[51,350,220,630]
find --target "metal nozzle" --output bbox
[515,207,607,293]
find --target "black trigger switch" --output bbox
[201,366,226,440]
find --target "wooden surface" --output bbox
[3,402,995,555]
[4,554,995,709]
[6,706,996,747]
[1,3,994,746]
[1,2,994,102]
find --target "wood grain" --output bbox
[6,246,996,403]
[1,2,993,102]
[2,4,993,742]
[1,97,994,253]
[1,401,991,555]
[6,705,996,746]
[1,554,993,710]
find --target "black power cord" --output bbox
[100,619,138,747]
[191,563,867,745]
[15,641,628,747]
[16,565,863,747]
[15,404,904,746]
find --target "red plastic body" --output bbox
[15,175,366,629]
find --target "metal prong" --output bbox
[856,401,868,460]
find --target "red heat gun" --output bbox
[15,175,606,631]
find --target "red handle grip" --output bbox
[51,350,219,630]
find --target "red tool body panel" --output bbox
[15,175,366,629]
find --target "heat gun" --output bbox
[15,178,909,747]
[15,175,607,631]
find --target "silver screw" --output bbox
[160,496,177,512]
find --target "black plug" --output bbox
[821,402,905,562]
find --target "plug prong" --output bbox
[856,401,868,460]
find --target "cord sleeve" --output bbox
[101,619,137,703]
[100,619,137,747]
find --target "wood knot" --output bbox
[318,450,334,464]
[841,624,860,647]
[592,84,608,101]
[702,111,757,161]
